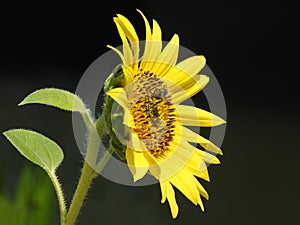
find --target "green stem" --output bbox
[48,172,67,225]
[66,121,111,225]
[81,112,94,129]
[93,147,114,178]
[66,159,95,225]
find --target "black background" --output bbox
[1,0,299,225]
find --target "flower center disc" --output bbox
[129,70,176,158]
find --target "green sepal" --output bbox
[104,64,125,93]
[96,64,128,160]
[95,114,108,138]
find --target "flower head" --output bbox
[106,9,225,218]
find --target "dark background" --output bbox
[1,0,299,225]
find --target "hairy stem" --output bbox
[66,120,111,225]
[65,160,95,225]
[93,146,114,179]
[81,111,94,129]
[48,172,67,225]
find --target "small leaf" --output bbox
[18,88,86,112]
[3,129,64,173]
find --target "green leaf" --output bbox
[18,88,86,112]
[3,129,64,173]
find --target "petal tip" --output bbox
[213,116,226,126]
[172,34,179,43]
[198,55,206,63]
[215,158,221,164]
[171,210,179,219]
[218,149,224,155]
[136,9,145,17]
[133,175,141,182]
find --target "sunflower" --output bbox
[106,9,226,218]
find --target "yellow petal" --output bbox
[184,151,210,181]
[162,66,201,92]
[157,137,193,181]
[122,65,134,85]
[181,74,209,99]
[113,17,129,45]
[107,45,125,64]
[137,9,153,70]
[163,70,208,105]
[186,160,210,182]
[131,133,147,151]
[106,87,136,128]
[180,126,223,155]
[158,156,187,181]
[175,105,226,127]
[106,88,128,109]
[152,34,179,77]
[137,9,152,41]
[176,55,206,77]
[126,147,149,182]
[147,19,162,63]
[195,148,221,165]
[186,164,210,182]
[152,19,162,41]
[192,175,209,200]
[116,14,139,44]
[198,197,205,212]
[178,139,221,164]
[169,169,200,205]
[160,181,179,219]
[115,14,139,69]
[157,34,179,65]
[123,108,136,128]
[114,18,133,66]
[144,151,161,178]
[140,20,163,72]
[160,181,168,203]
[172,75,210,104]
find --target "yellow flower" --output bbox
[106,9,226,218]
